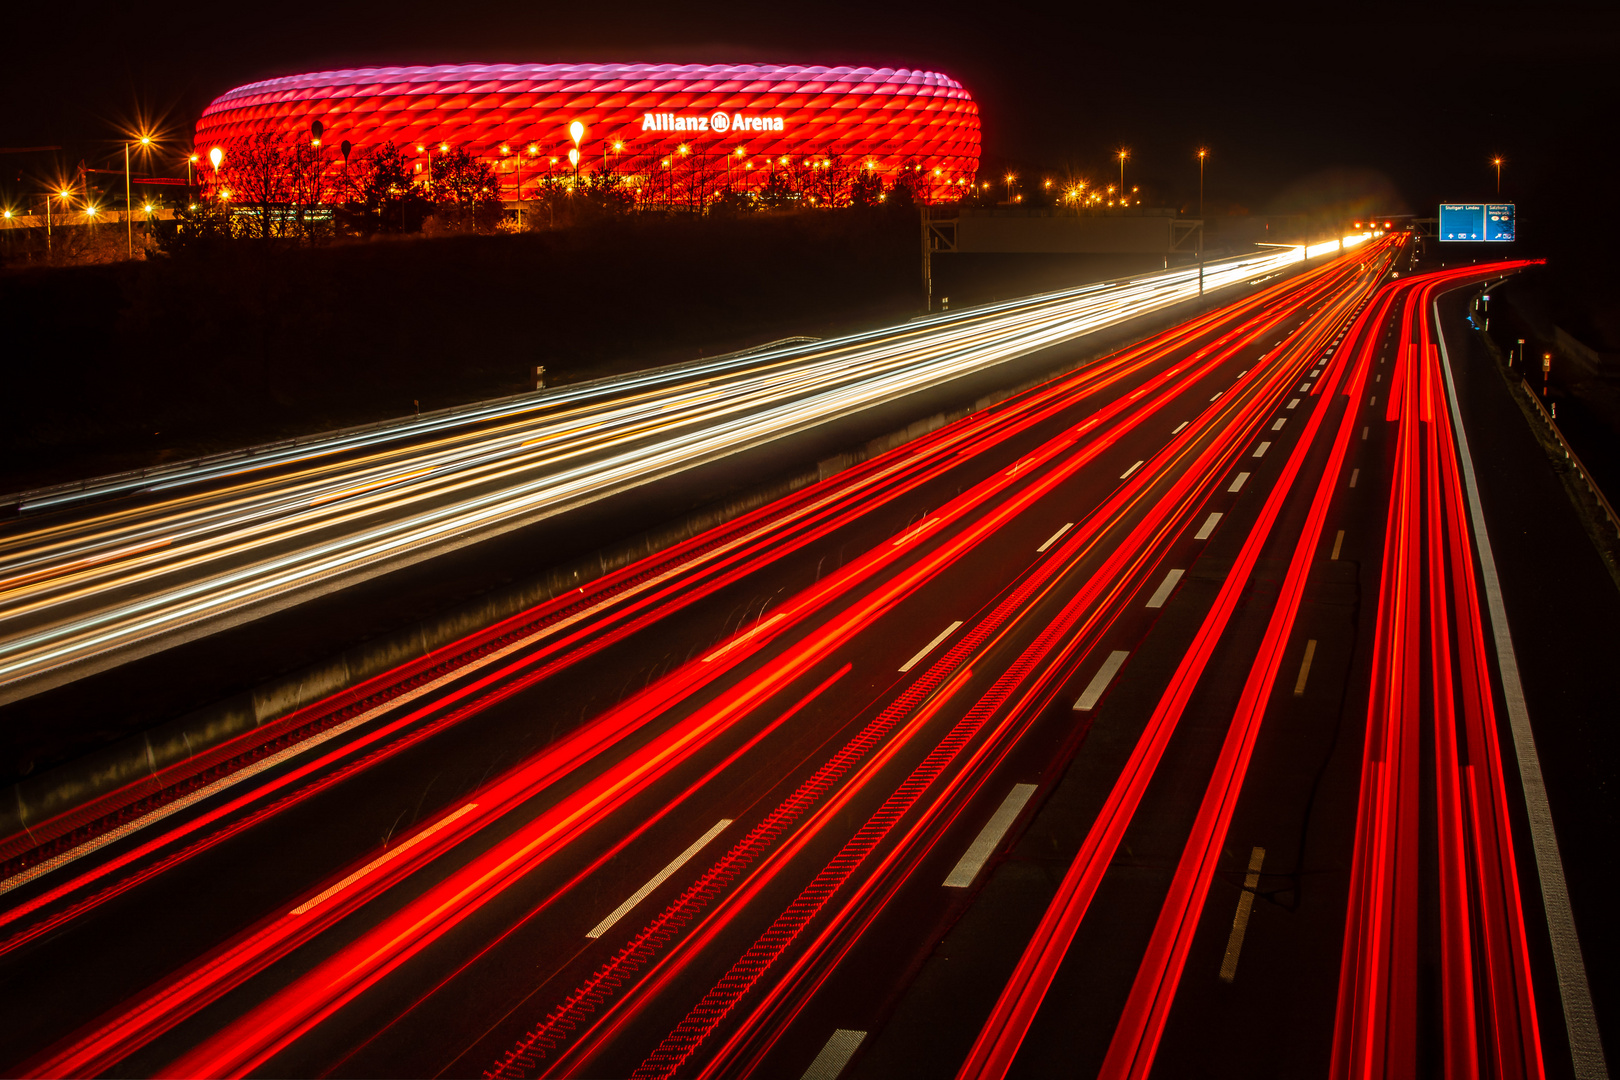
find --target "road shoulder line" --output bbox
[1436,297,1609,1080]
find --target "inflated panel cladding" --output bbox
[196,62,981,199]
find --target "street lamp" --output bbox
[1198,148,1208,217]
[1117,149,1129,203]
[1492,155,1504,195]
[125,133,154,259]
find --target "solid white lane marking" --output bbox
[1121,460,1145,480]
[1253,442,1271,457]
[293,802,478,915]
[1037,523,1074,553]
[587,818,732,939]
[1228,472,1250,493]
[702,613,786,662]
[1436,306,1608,1079]
[1195,512,1222,540]
[1219,846,1266,982]
[899,621,965,673]
[1331,530,1344,560]
[1271,418,1287,431]
[943,783,1038,888]
[801,1029,867,1080]
[1294,639,1317,696]
[1145,568,1185,609]
[1350,468,1360,488]
[1172,420,1189,434]
[1287,398,1300,409]
[1074,650,1130,711]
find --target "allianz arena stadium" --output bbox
[194,63,981,202]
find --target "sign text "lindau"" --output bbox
[641,111,786,134]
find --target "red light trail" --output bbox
[3,240,1573,1080]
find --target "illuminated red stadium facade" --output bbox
[195,63,981,204]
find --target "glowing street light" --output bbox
[1198,147,1208,217]
[119,133,158,259]
[1117,149,1129,201]
[1492,155,1504,194]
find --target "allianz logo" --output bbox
[640,111,786,134]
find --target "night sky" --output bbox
[5,0,1618,336]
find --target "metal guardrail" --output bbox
[1520,378,1620,538]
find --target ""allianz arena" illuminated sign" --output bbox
[195,63,981,202]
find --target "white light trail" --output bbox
[0,246,1312,692]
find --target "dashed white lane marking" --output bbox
[1219,846,1267,982]
[801,1029,867,1080]
[1037,523,1074,553]
[943,783,1039,888]
[1271,418,1287,431]
[1228,472,1251,493]
[1287,398,1300,410]
[899,620,965,673]
[1350,467,1360,488]
[1145,568,1185,609]
[1252,442,1271,458]
[293,802,479,915]
[1362,426,1369,440]
[1300,382,1313,392]
[1294,639,1318,696]
[587,818,732,939]
[1370,396,1377,407]
[1330,530,1345,560]
[1121,460,1145,480]
[1195,512,1223,540]
[1074,650,1130,711]
[1172,420,1190,434]
[1210,392,1222,402]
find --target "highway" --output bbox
[0,243,1312,705]
[0,235,1600,1079]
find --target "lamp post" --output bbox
[568,121,585,191]
[1118,149,1128,204]
[125,134,152,259]
[1492,155,1504,195]
[1198,147,1208,217]
[45,188,69,255]
[208,146,223,205]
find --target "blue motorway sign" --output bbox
[1439,203,1516,242]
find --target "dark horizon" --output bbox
[4,0,1618,338]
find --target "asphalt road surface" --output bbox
[0,235,1607,1080]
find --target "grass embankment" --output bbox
[0,210,920,491]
